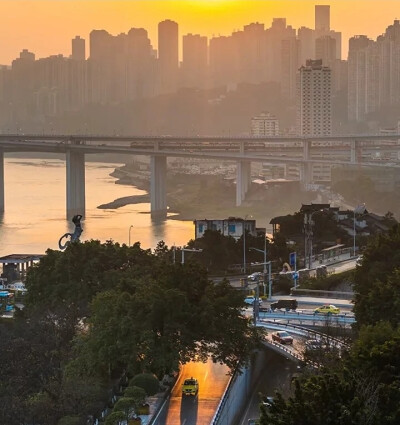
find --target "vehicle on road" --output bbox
[270,299,298,311]
[271,331,293,345]
[247,272,263,281]
[248,419,259,425]
[305,339,326,350]
[356,255,363,266]
[182,377,199,396]
[261,396,274,408]
[244,296,261,306]
[314,304,340,314]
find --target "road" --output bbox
[153,360,230,425]
[236,350,300,425]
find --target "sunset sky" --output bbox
[1,0,400,65]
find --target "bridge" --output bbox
[1,133,399,218]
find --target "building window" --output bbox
[228,224,236,234]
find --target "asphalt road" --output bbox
[154,360,230,425]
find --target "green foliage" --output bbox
[299,270,354,291]
[57,416,82,425]
[353,224,400,326]
[124,386,146,408]
[104,411,125,425]
[129,374,159,396]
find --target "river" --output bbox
[0,157,194,256]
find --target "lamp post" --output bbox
[243,215,249,274]
[306,209,323,269]
[128,225,133,246]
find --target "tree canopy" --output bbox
[0,239,263,424]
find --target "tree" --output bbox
[129,374,159,396]
[353,224,400,326]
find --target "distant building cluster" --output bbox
[348,20,400,121]
[0,5,344,127]
[1,4,400,134]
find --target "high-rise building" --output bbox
[297,59,332,136]
[315,5,330,32]
[281,36,301,100]
[347,35,373,121]
[158,19,179,93]
[315,35,336,67]
[72,36,85,61]
[251,112,280,136]
[181,33,208,88]
[298,26,315,65]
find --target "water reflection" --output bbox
[0,157,193,255]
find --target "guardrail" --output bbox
[209,369,236,425]
[258,320,351,348]
[258,310,356,325]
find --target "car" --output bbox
[244,296,262,306]
[356,255,363,266]
[182,377,199,396]
[314,304,340,314]
[305,339,325,350]
[271,331,293,344]
[261,396,274,408]
[247,272,262,281]
[270,299,298,311]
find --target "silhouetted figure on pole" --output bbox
[58,214,83,250]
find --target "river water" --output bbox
[0,157,194,256]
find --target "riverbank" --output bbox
[103,164,315,226]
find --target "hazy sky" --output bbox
[2,0,400,65]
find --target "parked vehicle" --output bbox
[182,377,199,396]
[244,296,261,306]
[270,299,298,311]
[271,331,293,345]
[314,304,340,314]
[247,272,262,281]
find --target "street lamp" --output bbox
[243,214,250,274]
[128,225,133,246]
[305,209,324,269]
[353,204,366,256]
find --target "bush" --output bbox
[129,373,160,396]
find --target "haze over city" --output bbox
[1,2,400,425]
[2,0,400,64]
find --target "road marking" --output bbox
[204,371,208,380]
[182,419,187,425]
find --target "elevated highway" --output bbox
[1,133,399,217]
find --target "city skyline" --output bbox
[1,0,400,65]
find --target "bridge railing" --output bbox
[258,320,351,348]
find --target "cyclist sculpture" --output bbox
[58,214,83,250]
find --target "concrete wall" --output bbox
[212,349,269,425]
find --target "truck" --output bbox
[182,377,199,396]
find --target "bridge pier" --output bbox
[0,151,3,212]
[236,160,251,206]
[66,150,85,219]
[150,155,167,217]
[302,141,312,188]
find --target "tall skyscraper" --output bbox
[297,59,332,136]
[181,33,208,88]
[72,36,85,61]
[158,19,178,93]
[281,36,301,100]
[347,35,373,121]
[315,5,330,32]
[315,35,336,67]
[298,26,316,65]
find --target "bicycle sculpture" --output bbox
[58,214,83,250]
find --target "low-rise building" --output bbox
[194,217,258,239]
